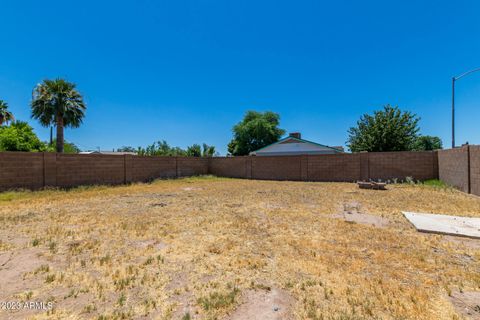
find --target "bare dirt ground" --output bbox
[1,176,480,319]
[449,291,480,320]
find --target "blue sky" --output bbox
[1,0,480,154]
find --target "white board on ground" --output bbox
[402,212,480,239]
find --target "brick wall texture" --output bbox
[208,157,250,178]
[131,156,177,182]
[252,156,303,181]
[0,152,44,190]
[470,146,480,196]
[209,151,438,182]
[437,145,480,196]
[56,154,126,188]
[3,148,479,195]
[0,152,209,191]
[367,151,438,181]
[438,147,469,193]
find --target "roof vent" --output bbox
[289,132,301,139]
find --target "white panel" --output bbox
[403,212,480,239]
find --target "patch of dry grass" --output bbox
[1,177,479,319]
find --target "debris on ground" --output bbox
[403,212,480,239]
[357,181,387,190]
[151,202,168,207]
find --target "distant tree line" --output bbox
[118,141,217,157]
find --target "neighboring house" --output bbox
[250,132,344,156]
[79,151,137,155]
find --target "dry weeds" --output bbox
[0,176,480,319]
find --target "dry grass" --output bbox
[1,176,479,320]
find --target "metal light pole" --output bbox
[452,67,480,148]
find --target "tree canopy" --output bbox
[201,143,216,157]
[117,146,137,153]
[347,105,420,152]
[45,140,81,154]
[0,121,45,152]
[228,111,285,156]
[31,79,86,153]
[134,140,216,157]
[413,135,443,151]
[0,121,81,153]
[136,141,185,156]
[186,143,217,157]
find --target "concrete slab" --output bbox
[402,212,480,239]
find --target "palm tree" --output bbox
[0,100,15,126]
[202,143,216,157]
[31,79,86,153]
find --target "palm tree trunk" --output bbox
[56,115,64,153]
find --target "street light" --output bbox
[452,67,480,148]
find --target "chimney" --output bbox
[289,132,301,139]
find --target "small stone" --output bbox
[273,306,279,312]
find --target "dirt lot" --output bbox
[1,176,480,320]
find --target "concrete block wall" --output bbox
[177,157,209,177]
[56,154,125,188]
[131,156,177,182]
[0,152,44,190]
[4,149,477,193]
[0,152,209,191]
[208,157,250,178]
[208,151,438,182]
[307,153,361,181]
[252,156,303,181]
[368,151,439,181]
[470,146,480,196]
[438,145,480,196]
[438,147,469,193]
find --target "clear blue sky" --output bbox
[1,1,480,154]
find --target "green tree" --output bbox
[0,121,45,152]
[347,105,420,152]
[413,135,442,151]
[0,100,15,126]
[46,140,81,154]
[63,141,81,154]
[117,146,137,153]
[136,141,216,157]
[137,140,187,156]
[31,79,86,153]
[202,143,216,157]
[228,111,285,156]
[180,143,216,157]
[186,144,202,157]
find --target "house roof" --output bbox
[251,136,344,154]
[79,151,137,155]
